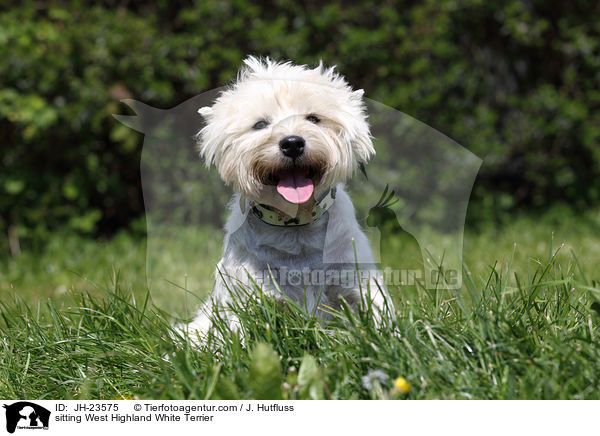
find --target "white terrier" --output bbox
[187,57,389,339]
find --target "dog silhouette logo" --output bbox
[2,402,50,433]
[115,77,482,298]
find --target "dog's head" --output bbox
[197,56,374,205]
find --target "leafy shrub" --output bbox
[1,0,599,251]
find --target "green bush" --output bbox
[1,0,599,251]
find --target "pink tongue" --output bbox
[277,168,314,204]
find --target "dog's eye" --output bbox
[306,114,321,124]
[252,120,269,130]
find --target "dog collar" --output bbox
[241,187,336,227]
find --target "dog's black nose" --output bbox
[279,135,305,159]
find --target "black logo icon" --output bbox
[3,402,50,434]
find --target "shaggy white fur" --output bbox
[187,57,389,340]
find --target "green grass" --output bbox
[1,210,600,399]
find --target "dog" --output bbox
[186,57,390,340]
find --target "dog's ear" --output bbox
[198,106,213,117]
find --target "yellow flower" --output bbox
[394,377,411,394]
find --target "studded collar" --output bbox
[241,187,337,227]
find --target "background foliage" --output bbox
[1,0,599,252]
